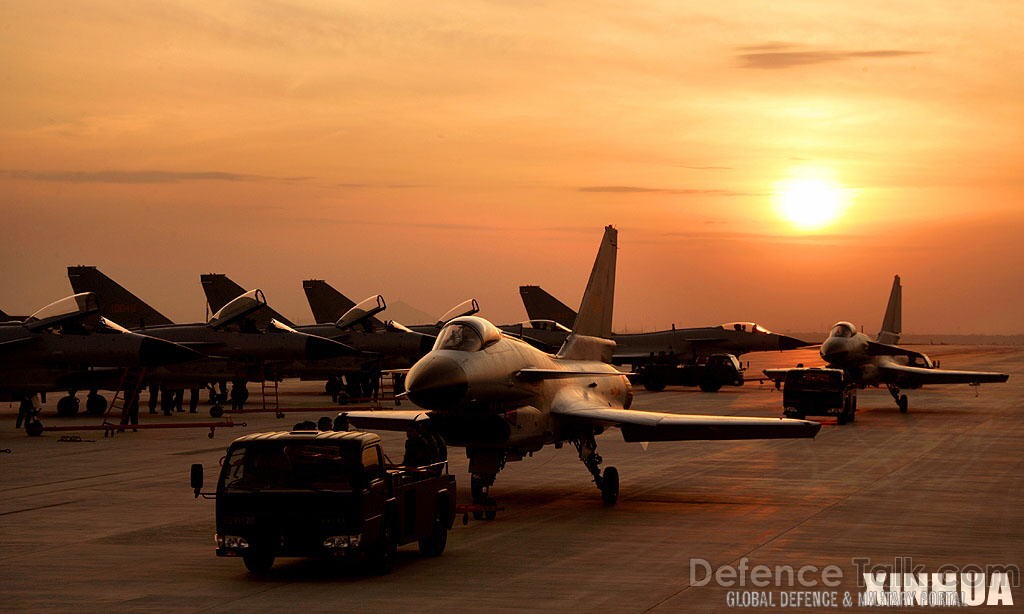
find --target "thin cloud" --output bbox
[737,44,923,69]
[335,183,422,189]
[579,185,751,196]
[0,169,310,184]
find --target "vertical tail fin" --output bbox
[519,286,578,329]
[200,274,247,314]
[67,266,174,328]
[572,225,617,338]
[303,279,357,324]
[876,274,902,344]
[201,273,294,326]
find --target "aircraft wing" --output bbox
[879,363,1009,386]
[516,368,631,381]
[551,398,820,442]
[338,410,429,431]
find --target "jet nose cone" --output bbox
[819,340,848,365]
[305,335,358,360]
[406,354,468,410]
[139,336,203,365]
[779,335,812,351]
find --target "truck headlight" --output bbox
[216,534,250,549]
[323,534,361,549]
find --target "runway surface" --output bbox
[1,346,1020,612]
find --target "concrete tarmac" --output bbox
[1,346,1020,612]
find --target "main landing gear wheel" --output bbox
[209,405,224,418]
[85,393,107,416]
[56,395,80,418]
[26,420,44,437]
[575,435,619,505]
[471,475,497,521]
[600,467,619,505]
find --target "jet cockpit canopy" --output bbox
[24,293,100,332]
[721,321,773,334]
[829,322,857,338]
[433,316,501,352]
[208,289,268,331]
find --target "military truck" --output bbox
[780,367,857,425]
[633,353,745,392]
[190,429,455,573]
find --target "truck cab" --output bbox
[191,429,455,573]
[781,368,857,425]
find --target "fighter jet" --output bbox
[0,293,201,427]
[518,285,811,391]
[338,226,820,512]
[67,267,356,414]
[200,273,436,376]
[764,275,1009,412]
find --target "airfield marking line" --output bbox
[0,500,76,517]
[0,470,137,493]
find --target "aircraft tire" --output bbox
[601,466,620,505]
[898,395,908,413]
[56,395,80,418]
[26,420,44,437]
[85,394,107,416]
[209,405,224,418]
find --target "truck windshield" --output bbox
[220,442,355,492]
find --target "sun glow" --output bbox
[775,177,847,232]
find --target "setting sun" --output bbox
[775,177,846,232]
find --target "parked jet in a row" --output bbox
[518,285,810,391]
[764,275,1009,412]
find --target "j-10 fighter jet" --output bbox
[764,275,1009,412]
[339,226,820,512]
[68,267,356,414]
[517,285,810,392]
[0,293,201,428]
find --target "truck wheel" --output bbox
[370,522,396,574]
[418,507,449,557]
[643,377,666,392]
[600,466,619,505]
[783,407,804,419]
[242,552,274,573]
[698,379,722,393]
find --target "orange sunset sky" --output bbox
[1,2,1022,334]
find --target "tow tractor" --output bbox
[633,353,745,392]
[780,368,857,425]
[190,428,455,573]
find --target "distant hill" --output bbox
[385,301,436,326]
